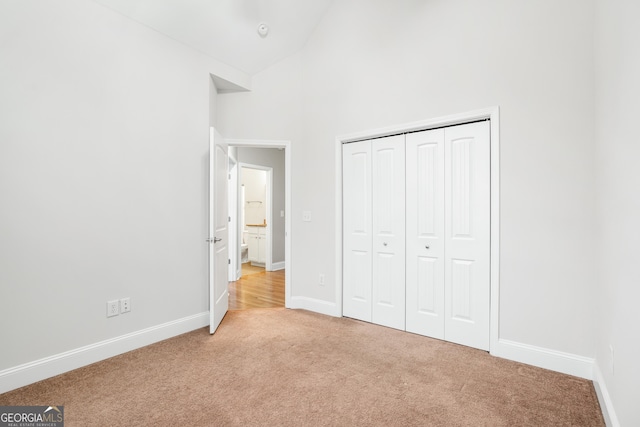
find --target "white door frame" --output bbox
[228,156,239,281]
[335,107,500,353]
[239,163,273,271]
[227,139,292,308]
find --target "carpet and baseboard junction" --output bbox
[0,308,604,426]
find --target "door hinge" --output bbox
[228,259,231,265]
[229,216,231,222]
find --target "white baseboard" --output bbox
[270,261,285,271]
[288,296,340,317]
[0,312,209,394]
[592,362,620,427]
[492,338,594,379]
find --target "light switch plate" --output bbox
[302,211,311,222]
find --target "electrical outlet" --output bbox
[319,274,325,286]
[120,297,131,314]
[107,300,119,318]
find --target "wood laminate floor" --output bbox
[229,263,285,310]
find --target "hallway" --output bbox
[228,264,285,310]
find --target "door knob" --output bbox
[425,245,430,249]
[214,237,222,243]
[383,242,388,246]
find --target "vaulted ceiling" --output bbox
[94,0,334,76]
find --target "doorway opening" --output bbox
[238,164,271,275]
[226,141,291,310]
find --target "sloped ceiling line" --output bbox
[94,0,334,76]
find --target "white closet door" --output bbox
[405,129,445,339]
[444,121,491,350]
[342,141,372,322]
[371,135,406,330]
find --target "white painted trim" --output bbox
[0,312,209,394]
[271,261,286,271]
[489,108,501,353]
[335,107,500,351]
[227,139,291,309]
[228,156,239,282]
[209,67,251,94]
[493,338,594,379]
[284,145,291,307]
[289,296,340,317]
[337,107,500,143]
[334,133,344,317]
[593,362,620,427]
[266,169,273,271]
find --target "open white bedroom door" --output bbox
[209,127,229,334]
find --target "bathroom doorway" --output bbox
[239,164,270,276]
[226,142,290,310]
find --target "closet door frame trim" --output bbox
[335,106,500,354]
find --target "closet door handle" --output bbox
[383,242,388,247]
[425,245,430,249]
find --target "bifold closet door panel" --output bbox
[405,129,445,339]
[342,141,373,322]
[444,121,491,351]
[371,135,406,331]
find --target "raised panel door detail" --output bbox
[209,128,229,334]
[374,253,394,306]
[248,234,259,262]
[350,152,370,235]
[406,129,445,339]
[451,137,472,238]
[214,142,231,323]
[343,121,490,352]
[451,259,473,321]
[215,144,229,234]
[373,148,395,234]
[351,250,370,302]
[372,135,405,331]
[342,141,372,322]
[444,121,490,351]
[417,256,437,314]
[418,143,438,237]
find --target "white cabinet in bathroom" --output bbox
[247,226,266,265]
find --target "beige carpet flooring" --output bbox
[0,309,604,426]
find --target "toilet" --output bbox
[240,231,249,263]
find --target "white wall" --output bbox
[594,0,640,425]
[217,52,304,290]
[218,0,597,357]
[0,0,248,373]
[3,3,635,420]
[209,75,218,128]
[238,148,286,264]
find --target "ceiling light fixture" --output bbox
[257,22,269,38]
